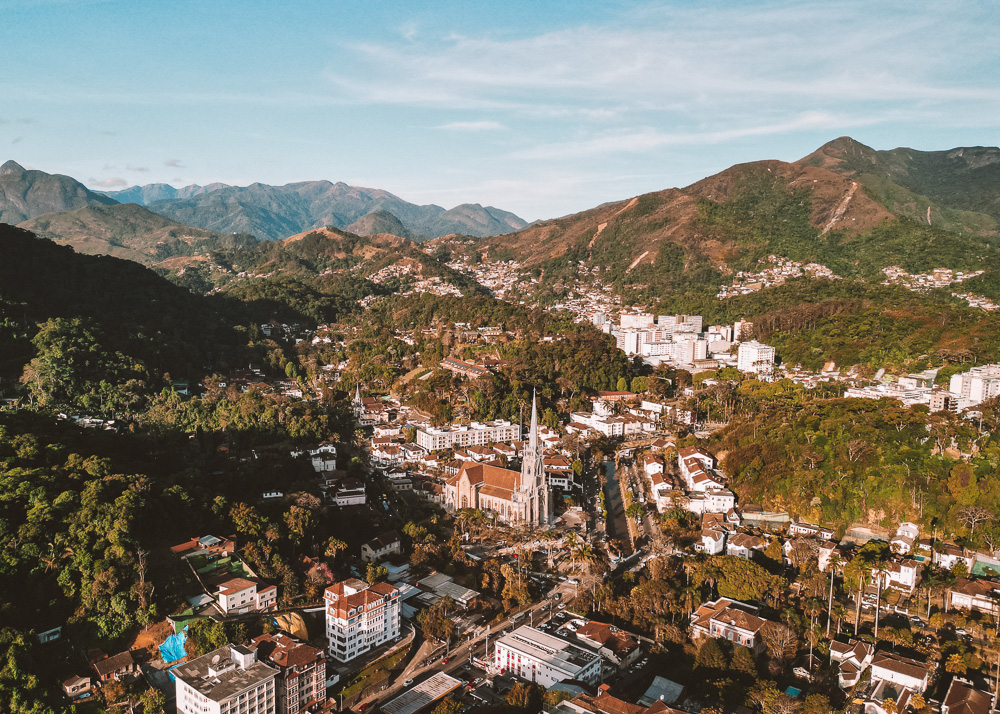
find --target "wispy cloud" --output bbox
[164,159,185,168]
[513,111,883,160]
[435,120,505,132]
[91,176,126,188]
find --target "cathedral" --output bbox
[444,392,551,525]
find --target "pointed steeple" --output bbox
[353,383,362,404]
[529,388,539,451]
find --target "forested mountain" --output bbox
[18,203,259,266]
[0,160,118,224]
[431,137,1000,311]
[801,136,1000,227]
[145,181,527,241]
[0,224,251,406]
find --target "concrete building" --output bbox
[360,531,402,563]
[737,340,776,377]
[250,633,326,714]
[324,579,400,663]
[174,644,278,714]
[950,364,1000,408]
[494,626,602,688]
[415,420,520,451]
[215,578,277,616]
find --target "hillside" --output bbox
[345,209,413,239]
[433,141,1000,309]
[18,202,259,265]
[0,160,117,224]
[146,180,528,241]
[799,136,1000,232]
[99,181,230,204]
[0,224,248,384]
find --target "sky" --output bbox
[2,0,999,221]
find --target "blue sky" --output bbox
[2,0,999,220]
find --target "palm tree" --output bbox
[873,559,892,640]
[826,554,844,638]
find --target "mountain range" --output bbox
[429,136,1000,307]
[0,163,528,248]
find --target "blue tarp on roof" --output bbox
[159,629,187,664]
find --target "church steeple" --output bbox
[518,388,550,526]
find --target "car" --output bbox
[553,592,562,600]
[443,656,451,664]
[558,603,566,609]
[404,678,414,687]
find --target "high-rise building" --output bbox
[949,364,1000,407]
[737,340,776,377]
[324,578,400,663]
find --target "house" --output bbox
[92,650,139,682]
[440,357,489,379]
[941,679,993,714]
[250,632,327,714]
[948,578,1000,615]
[551,686,686,714]
[641,454,664,478]
[215,577,278,615]
[935,544,975,572]
[726,532,766,559]
[574,620,642,671]
[891,522,920,555]
[870,651,931,693]
[330,477,366,506]
[170,534,237,561]
[696,528,726,555]
[62,675,93,700]
[690,598,769,654]
[829,639,874,688]
[361,531,402,563]
[874,558,920,593]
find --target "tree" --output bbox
[760,621,797,664]
[616,377,629,391]
[802,694,829,714]
[731,644,757,676]
[366,563,388,585]
[505,682,544,713]
[140,687,167,714]
[325,537,347,561]
[431,698,463,714]
[959,505,994,538]
[695,637,728,670]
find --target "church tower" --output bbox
[518,390,550,525]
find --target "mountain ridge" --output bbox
[0,160,118,224]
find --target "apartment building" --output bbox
[215,577,278,616]
[250,633,326,714]
[416,420,520,451]
[737,340,776,377]
[324,579,401,663]
[174,644,278,714]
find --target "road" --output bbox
[602,460,633,555]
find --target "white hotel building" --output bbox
[494,626,602,688]
[324,579,401,663]
[174,644,278,714]
[415,420,520,451]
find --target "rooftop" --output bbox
[173,645,278,702]
[381,672,463,714]
[497,626,601,674]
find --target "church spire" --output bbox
[529,388,538,451]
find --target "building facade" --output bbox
[250,633,326,714]
[415,420,520,451]
[324,579,400,663]
[494,626,602,688]
[174,644,278,714]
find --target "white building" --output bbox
[216,578,277,615]
[737,340,776,377]
[494,626,602,688]
[870,652,931,693]
[324,579,401,663]
[415,420,520,451]
[175,644,278,714]
[949,364,1000,409]
[690,598,769,654]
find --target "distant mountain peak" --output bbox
[1,160,25,175]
